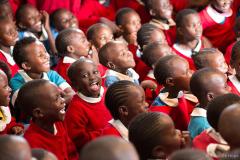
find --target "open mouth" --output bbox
[59,106,66,114]
[89,81,100,92]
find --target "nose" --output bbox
[7,86,12,93]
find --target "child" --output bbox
[199,0,236,52]
[50,8,79,39]
[32,149,57,160]
[145,0,176,45]
[10,37,74,106]
[55,28,99,84]
[80,136,139,160]
[0,69,23,135]
[87,23,113,51]
[0,0,13,20]
[17,79,79,160]
[0,135,32,160]
[173,9,212,70]
[168,148,212,160]
[193,94,240,159]
[102,80,148,140]
[115,8,141,46]
[129,112,190,160]
[150,55,197,131]
[65,58,112,150]
[218,102,240,151]
[0,18,19,77]
[189,68,231,139]
[99,41,138,87]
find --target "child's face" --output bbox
[19,6,42,33]
[0,3,13,20]
[149,29,167,45]
[92,27,113,50]
[75,62,102,98]
[0,20,18,47]
[150,0,173,20]
[54,10,78,31]
[120,12,141,35]
[207,51,228,74]
[152,45,175,67]
[179,13,202,41]
[0,72,11,106]
[24,42,50,73]
[211,0,233,13]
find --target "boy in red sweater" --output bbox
[65,58,112,150]
[16,79,79,160]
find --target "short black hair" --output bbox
[13,37,37,68]
[168,149,212,160]
[86,23,112,41]
[176,9,198,28]
[105,80,139,119]
[231,41,240,65]
[50,8,67,28]
[207,93,240,131]
[115,7,137,26]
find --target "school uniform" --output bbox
[228,75,240,95]
[193,128,230,159]
[199,4,236,52]
[0,49,19,77]
[224,41,236,65]
[149,90,197,130]
[188,106,211,139]
[64,87,112,150]
[102,119,128,141]
[24,121,79,160]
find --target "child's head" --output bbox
[0,0,13,20]
[56,28,90,58]
[0,135,32,160]
[80,136,139,160]
[16,4,42,32]
[218,102,240,150]
[145,0,173,20]
[176,9,202,42]
[32,149,57,160]
[154,55,192,91]
[51,8,78,31]
[16,79,66,123]
[210,0,233,13]
[190,68,231,106]
[137,23,167,51]
[87,23,113,50]
[105,80,148,126]
[0,18,18,48]
[13,37,50,73]
[99,41,135,73]
[231,41,240,77]
[67,58,101,98]
[0,69,11,106]
[168,148,212,160]
[207,93,240,131]
[129,112,182,160]
[193,48,228,74]
[142,42,174,68]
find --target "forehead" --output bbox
[123,11,139,21]
[40,82,59,97]
[76,61,96,71]
[171,57,188,70]
[25,42,45,54]
[0,71,7,81]
[0,20,14,29]
[95,26,112,34]
[57,10,72,18]
[183,13,199,23]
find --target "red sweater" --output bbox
[224,41,235,65]
[102,123,122,137]
[24,121,79,160]
[227,77,240,95]
[64,91,112,150]
[0,51,19,77]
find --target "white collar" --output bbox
[0,106,12,131]
[0,48,15,65]
[109,119,129,141]
[23,25,48,41]
[190,107,207,117]
[228,75,240,93]
[136,48,142,58]
[205,128,228,144]
[206,5,233,24]
[18,70,49,82]
[173,39,202,58]
[105,68,139,82]
[77,87,104,103]
[63,56,76,64]
[147,70,155,79]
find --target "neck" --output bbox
[34,119,55,134]
[25,71,43,79]
[120,118,129,128]
[154,16,169,24]
[0,45,11,53]
[178,39,199,50]
[114,68,128,75]
[198,100,208,109]
[68,53,82,60]
[164,87,179,98]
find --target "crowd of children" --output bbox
[1,0,240,159]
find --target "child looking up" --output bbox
[102,80,148,140]
[0,18,19,77]
[129,112,190,160]
[10,37,74,106]
[189,68,231,139]
[17,80,79,160]
[150,55,197,130]
[173,9,212,70]
[65,58,112,150]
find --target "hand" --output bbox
[11,126,24,135]
[40,10,50,31]
[140,80,157,90]
[180,131,191,148]
[87,45,99,64]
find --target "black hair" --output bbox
[143,0,154,10]
[137,23,162,51]
[98,41,118,67]
[207,93,240,131]
[115,7,136,26]
[175,9,198,28]
[168,149,212,160]
[86,23,112,41]
[153,55,179,85]
[230,41,240,65]
[0,0,8,4]
[0,60,11,81]
[15,4,34,30]
[50,8,67,28]
[13,37,37,68]
[105,80,139,119]
[32,148,57,160]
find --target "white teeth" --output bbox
[59,108,65,114]
[90,82,98,85]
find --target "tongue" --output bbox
[90,84,100,92]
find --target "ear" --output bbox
[21,62,31,71]
[166,77,174,87]
[106,62,116,70]
[149,9,156,16]
[32,108,44,119]
[207,92,214,102]
[66,45,75,53]
[151,145,166,159]
[118,25,124,33]
[118,106,128,117]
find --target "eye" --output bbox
[93,70,99,74]
[81,73,88,78]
